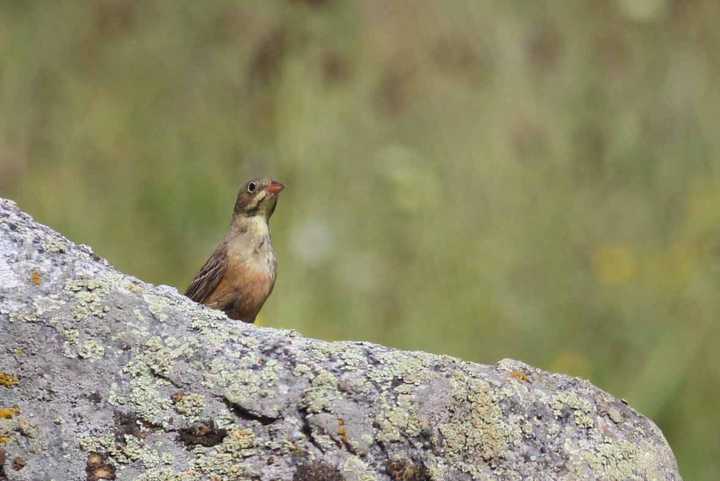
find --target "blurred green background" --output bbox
[1,0,718,478]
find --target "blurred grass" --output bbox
[1,0,719,478]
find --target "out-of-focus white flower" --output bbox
[336,252,383,293]
[616,0,667,22]
[290,220,335,267]
[376,144,439,214]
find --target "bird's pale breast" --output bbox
[210,230,277,321]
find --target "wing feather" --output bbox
[185,243,228,304]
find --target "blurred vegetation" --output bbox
[1,0,719,478]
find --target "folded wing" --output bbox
[185,243,228,304]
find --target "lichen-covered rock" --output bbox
[0,198,682,481]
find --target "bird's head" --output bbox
[233,177,285,220]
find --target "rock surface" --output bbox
[0,197,682,481]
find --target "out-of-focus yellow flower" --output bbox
[668,241,697,282]
[592,245,638,285]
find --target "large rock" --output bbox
[0,197,681,481]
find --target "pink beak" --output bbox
[266,180,285,194]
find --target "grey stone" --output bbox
[0,198,682,481]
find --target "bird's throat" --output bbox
[231,215,271,243]
[227,214,275,276]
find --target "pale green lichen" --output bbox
[208,354,284,418]
[342,456,378,481]
[365,354,437,446]
[301,370,339,414]
[305,417,337,452]
[426,462,445,481]
[189,428,258,479]
[375,398,423,443]
[119,435,165,466]
[299,349,438,453]
[565,436,666,481]
[435,374,516,477]
[225,427,256,452]
[79,433,169,468]
[234,333,261,351]
[173,393,206,419]
[107,382,124,407]
[65,277,111,320]
[302,341,346,365]
[143,293,171,322]
[133,308,147,322]
[292,363,312,377]
[126,336,192,378]
[134,468,183,481]
[110,335,191,426]
[79,434,114,455]
[336,372,373,398]
[552,391,595,429]
[124,375,173,426]
[123,280,146,295]
[519,417,534,436]
[9,309,39,323]
[189,311,233,346]
[43,237,69,253]
[66,278,103,293]
[62,327,81,358]
[367,351,433,387]
[78,339,105,360]
[222,357,279,394]
[63,328,79,344]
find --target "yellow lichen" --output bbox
[337,417,350,447]
[0,372,19,388]
[0,407,20,419]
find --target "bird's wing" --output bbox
[185,243,228,304]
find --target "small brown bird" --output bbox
[185,177,285,322]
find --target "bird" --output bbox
[185,177,285,323]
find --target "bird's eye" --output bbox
[247,181,257,193]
